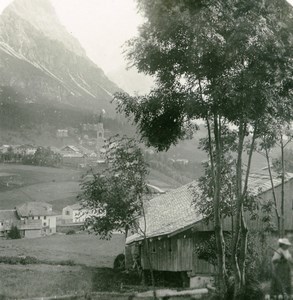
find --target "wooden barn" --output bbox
[125,169,293,288]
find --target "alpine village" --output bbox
[0,0,292,300]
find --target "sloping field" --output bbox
[0,232,125,267]
[0,164,83,212]
[0,264,93,299]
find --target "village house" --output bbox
[0,145,12,153]
[16,202,58,235]
[61,203,91,224]
[15,144,38,155]
[0,209,20,237]
[126,169,293,288]
[0,209,42,238]
[59,145,87,168]
[56,129,69,138]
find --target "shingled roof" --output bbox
[16,202,58,217]
[0,209,19,223]
[126,169,293,244]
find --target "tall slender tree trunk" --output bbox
[232,124,257,299]
[213,115,227,298]
[140,199,157,299]
[264,145,281,236]
[280,135,285,237]
[239,208,248,288]
[231,122,245,299]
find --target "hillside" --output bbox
[0,0,121,116]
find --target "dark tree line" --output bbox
[0,146,62,167]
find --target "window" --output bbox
[38,216,40,220]
[32,216,34,220]
[44,216,46,220]
[43,222,47,226]
[65,211,70,216]
[1,222,3,226]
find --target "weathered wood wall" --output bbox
[130,178,293,274]
[140,232,215,274]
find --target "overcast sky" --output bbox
[0,0,292,93]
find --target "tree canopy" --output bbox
[116,0,292,150]
[79,136,149,239]
[115,0,293,298]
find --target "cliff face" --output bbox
[0,0,121,115]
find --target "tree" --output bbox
[259,123,293,237]
[7,225,21,239]
[3,146,15,162]
[32,147,62,167]
[79,136,148,239]
[80,135,157,296]
[114,1,293,298]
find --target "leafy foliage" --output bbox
[114,0,293,297]
[115,0,293,151]
[31,147,62,167]
[79,136,149,239]
[7,225,21,239]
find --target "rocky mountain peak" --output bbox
[0,0,122,116]
[1,0,85,57]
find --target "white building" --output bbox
[16,202,58,235]
[62,203,93,224]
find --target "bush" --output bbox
[58,260,75,266]
[113,254,125,270]
[7,225,21,239]
[66,230,76,235]
[0,256,38,265]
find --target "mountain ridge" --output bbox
[0,0,121,115]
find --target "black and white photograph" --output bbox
[0,0,292,299]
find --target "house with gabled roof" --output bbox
[16,202,58,235]
[61,203,92,224]
[15,144,37,155]
[0,209,20,237]
[0,209,42,238]
[60,145,83,157]
[126,169,293,288]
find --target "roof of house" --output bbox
[16,144,37,149]
[63,203,83,211]
[146,184,165,194]
[0,209,19,222]
[16,202,58,217]
[60,145,81,153]
[126,169,293,244]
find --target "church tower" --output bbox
[96,123,105,157]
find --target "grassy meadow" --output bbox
[0,232,125,267]
[0,233,126,298]
[0,164,83,212]
[0,163,189,298]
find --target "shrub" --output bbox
[66,230,76,235]
[0,256,38,265]
[58,260,75,266]
[7,225,21,239]
[113,254,125,270]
